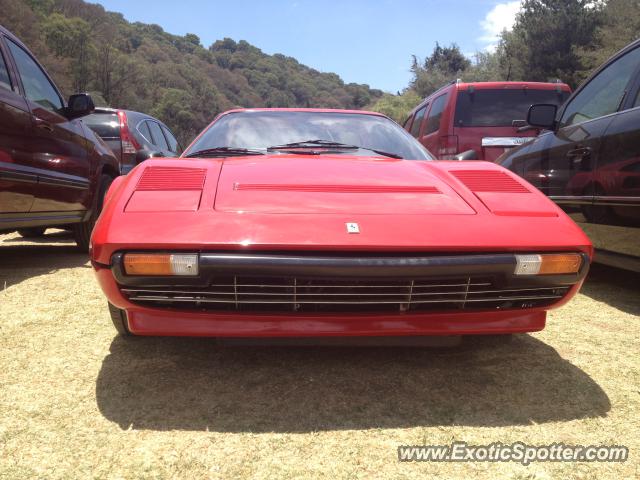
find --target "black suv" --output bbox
[498,39,640,271]
[0,25,119,250]
[84,108,181,174]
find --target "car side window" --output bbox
[6,39,63,112]
[402,115,413,130]
[559,46,640,128]
[147,121,169,151]
[0,49,12,91]
[410,105,427,138]
[137,120,152,143]
[424,93,447,135]
[161,125,179,153]
[634,88,640,108]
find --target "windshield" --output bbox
[454,89,569,127]
[184,111,433,160]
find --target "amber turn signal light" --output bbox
[123,253,199,276]
[514,253,582,275]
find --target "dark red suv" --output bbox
[0,25,119,250]
[403,81,571,161]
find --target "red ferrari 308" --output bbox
[90,108,592,337]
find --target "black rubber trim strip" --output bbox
[38,175,89,190]
[0,212,84,223]
[0,169,37,184]
[593,196,640,207]
[0,161,89,189]
[199,253,516,277]
[111,252,590,288]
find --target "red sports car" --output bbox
[90,108,592,337]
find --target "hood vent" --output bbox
[233,183,441,194]
[451,170,530,193]
[137,167,206,191]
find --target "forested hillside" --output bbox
[0,0,382,144]
[372,0,640,122]
[3,0,638,138]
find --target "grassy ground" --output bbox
[0,230,638,479]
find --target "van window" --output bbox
[454,89,568,127]
[424,94,447,135]
[410,105,427,137]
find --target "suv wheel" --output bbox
[108,302,131,335]
[73,173,113,252]
[17,227,46,238]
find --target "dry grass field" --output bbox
[0,230,638,479]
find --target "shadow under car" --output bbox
[96,334,610,432]
[0,230,89,290]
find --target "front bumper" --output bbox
[94,252,588,337]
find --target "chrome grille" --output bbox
[121,276,570,313]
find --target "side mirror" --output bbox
[527,104,557,130]
[454,149,478,161]
[67,93,95,118]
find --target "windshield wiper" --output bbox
[359,147,404,159]
[267,139,359,150]
[184,147,265,158]
[267,139,403,159]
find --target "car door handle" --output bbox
[566,146,591,159]
[33,116,54,132]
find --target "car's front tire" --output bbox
[108,302,131,336]
[17,227,47,238]
[73,173,113,252]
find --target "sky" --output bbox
[93,0,521,93]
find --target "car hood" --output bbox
[214,156,475,215]
[91,155,592,265]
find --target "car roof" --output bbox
[89,108,168,126]
[92,107,145,117]
[454,81,571,91]
[407,80,571,117]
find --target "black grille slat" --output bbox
[121,286,564,296]
[127,295,565,304]
[120,276,570,313]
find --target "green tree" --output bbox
[424,42,471,73]
[42,13,94,91]
[463,50,504,82]
[503,0,603,87]
[494,30,527,81]
[368,91,422,123]
[410,43,471,97]
[577,0,640,73]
